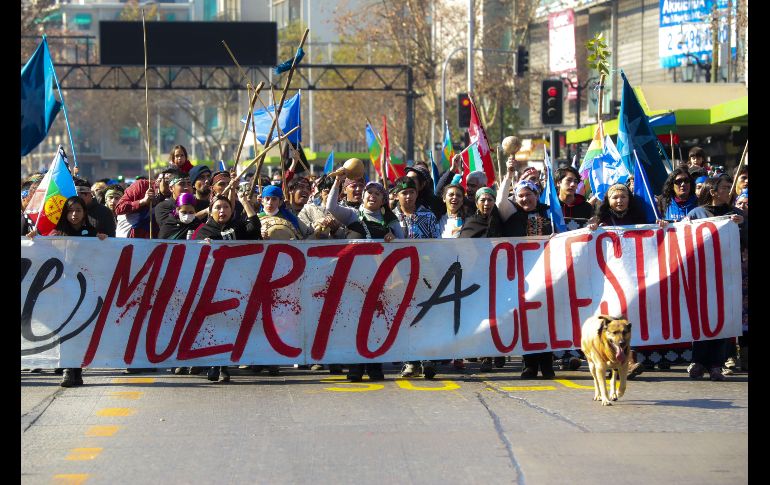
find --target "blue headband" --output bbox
[515,179,541,197]
[695,176,708,185]
[261,184,284,199]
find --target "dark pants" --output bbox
[692,338,729,369]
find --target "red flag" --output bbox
[468,96,496,187]
[382,115,402,182]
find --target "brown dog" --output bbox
[581,315,632,406]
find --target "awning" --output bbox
[566,83,748,144]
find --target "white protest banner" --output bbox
[21,218,742,368]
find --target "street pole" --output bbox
[550,128,556,165]
[441,46,466,146]
[468,0,474,94]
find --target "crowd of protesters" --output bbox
[21,144,748,387]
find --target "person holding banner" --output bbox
[496,158,556,378]
[392,176,440,241]
[685,175,746,381]
[554,166,594,230]
[27,195,108,387]
[405,165,444,217]
[158,192,203,240]
[438,184,471,239]
[258,185,313,241]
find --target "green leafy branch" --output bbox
[586,33,611,78]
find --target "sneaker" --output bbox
[219,367,230,382]
[725,357,737,370]
[494,357,507,368]
[422,361,437,380]
[479,357,494,372]
[520,367,538,379]
[266,365,280,376]
[568,357,582,371]
[206,367,220,382]
[60,369,76,388]
[73,369,84,386]
[709,367,725,381]
[188,367,204,375]
[173,367,187,375]
[627,362,644,380]
[400,363,418,377]
[721,367,733,376]
[238,365,250,370]
[452,359,465,370]
[687,362,705,379]
[310,364,325,371]
[367,364,385,381]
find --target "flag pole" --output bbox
[141,9,154,240]
[633,149,661,221]
[365,116,386,185]
[729,140,748,198]
[44,35,79,173]
[247,28,310,196]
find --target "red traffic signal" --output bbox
[457,93,472,128]
[541,79,563,125]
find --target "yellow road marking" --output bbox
[96,408,135,417]
[66,448,102,461]
[554,379,594,389]
[499,386,557,391]
[85,425,120,437]
[394,378,461,391]
[111,377,156,384]
[324,383,384,392]
[319,376,347,382]
[52,474,89,484]
[108,391,144,400]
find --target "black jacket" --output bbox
[192,215,261,241]
[502,202,553,237]
[87,201,117,237]
[158,215,203,240]
[458,206,504,238]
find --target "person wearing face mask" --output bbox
[158,192,203,240]
[153,174,194,229]
[258,184,314,240]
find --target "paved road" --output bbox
[21,361,748,485]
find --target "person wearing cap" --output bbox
[153,173,194,230]
[694,174,708,197]
[342,175,366,209]
[114,167,178,239]
[392,176,440,241]
[189,164,213,211]
[73,178,117,237]
[258,184,313,240]
[169,145,193,174]
[405,164,444,217]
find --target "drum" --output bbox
[260,215,302,240]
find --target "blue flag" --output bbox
[616,71,671,196]
[274,47,305,75]
[632,150,660,224]
[428,149,439,194]
[588,136,631,202]
[217,160,227,171]
[540,150,568,233]
[21,36,62,156]
[241,91,301,145]
[324,151,334,175]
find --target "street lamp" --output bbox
[680,53,712,82]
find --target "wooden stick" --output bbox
[232,82,264,173]
[729,140,748,197]
[141,9,154,240]
[365,116,386,186]
[253,91,309,173]
[247,28,310,196]
[670,130,675,162]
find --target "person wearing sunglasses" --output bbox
[659,167,698,222]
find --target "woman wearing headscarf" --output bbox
[497,158,554,378]
[193,192,261,383]
[685,176,746,381]
[259,184,315,240]
[27,196,108,387]
[324,174,403,381]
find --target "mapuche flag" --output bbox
[25,146,76,235]
[467,96,496,187]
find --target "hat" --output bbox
[405,166,430,183]
[365,181,386,196]
[169,174,190,186]
[189,165,212,185]
[393,177,418,193]
[514,179,541,197]
[695,175,708,185]
[736,188,748,201]
[175,193,197,207]
[475,187,496,201]
[261,184,284,199]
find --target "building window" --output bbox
[203,0,217,21]
[73,13,92,32]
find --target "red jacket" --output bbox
[114,179,164,238]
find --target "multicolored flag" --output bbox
[383,115,406,180]
[365,123,383,178]
[25,146,76,235]
[458,141,483,189]
[577,121,604,196]
[440,121,454,171]
[467,96,496,187]
[21,36,62,156]
[382,115,393,182]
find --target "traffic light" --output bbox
[541,79,563,125]
[516,46,529,76]
[457,93,472,128]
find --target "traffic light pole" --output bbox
[550,129,557,165]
